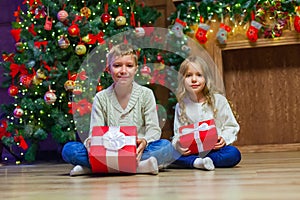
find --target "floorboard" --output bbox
[1,151,300,200]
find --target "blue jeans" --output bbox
[62,139,174,168]
[172,145,241,168]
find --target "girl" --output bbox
[62,43,174,176]
[172,55,241,170]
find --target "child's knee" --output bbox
[231,146,242,166]
[61,142,79,162]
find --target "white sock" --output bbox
[136,157,159,175]
[193,157,215,171]
[70,165,92,176]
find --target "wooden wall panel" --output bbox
[144,0,176,27]
[223,44,300,145]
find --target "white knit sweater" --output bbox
[172,93,240,147]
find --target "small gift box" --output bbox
[89,126,137,173]
[179,119,218,154]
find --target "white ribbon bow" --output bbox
[180,122,216,153]
[102,127,126,151]
[181,122,215,135]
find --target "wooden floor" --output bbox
[1,151,300,200]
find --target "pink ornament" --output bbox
[44,90,57,104]
[13,106,24,118]
[157,54,163,62]
[57,10,68,22]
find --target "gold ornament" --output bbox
[80,7,91,19]
[82,35,91,43]
[115,16,126,26]
[75,44,87,55]
[64,80,76,91]
[32,69,47,85]
[154,62,165,71]
[187,23,198,38]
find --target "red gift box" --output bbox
[89,126,137,173]
[179,119,218,154]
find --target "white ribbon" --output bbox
[91,126,136,173]
[180,122,215,153]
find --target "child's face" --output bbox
[184,63,206,96]
[109,54,137,86]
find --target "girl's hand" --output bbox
[136,138,147,162]
[213,136,226,150]
[175,140,191,156]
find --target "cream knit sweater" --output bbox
[86,82,161,146]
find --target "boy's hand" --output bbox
[136,138,147,162]
[85,138,91,152]
[175,140,191,156]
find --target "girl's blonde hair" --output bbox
[176,55,220,124]
[106,43,138,68]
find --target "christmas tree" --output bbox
[0,0,162,162]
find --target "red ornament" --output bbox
[20,75,32,88]
[13,106,24,118]
[68,24,80,37]
[96,85,103,92]
[157,54,163,62]
[8,85,19,96]
[101,3,111,24]
[101,13,111,24]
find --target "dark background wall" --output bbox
[0,1,25,113]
